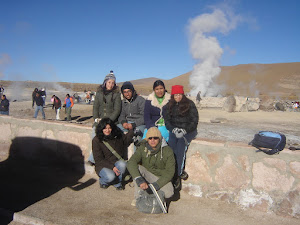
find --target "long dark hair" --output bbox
[95,118,123,141]
[168,94,190,116]
[153,80,165,90]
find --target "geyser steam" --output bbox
[188,7,241,96]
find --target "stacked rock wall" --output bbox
[0,116,299,218]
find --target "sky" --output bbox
[0,0,300,84]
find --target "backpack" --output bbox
[249,131,286,155]
[136,189,166,214]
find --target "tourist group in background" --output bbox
[89,70,199,211]
[31,87,74,121]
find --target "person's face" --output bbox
[147,137,160,148]
[123,89,133,100]
[102,124,112,136]
[174,94,183,103]
[154,85,165,98]
[106,79,115,91]
[1,96,4,100]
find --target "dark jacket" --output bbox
[53,97,61,109]
[93,86,121,123]
[144,92,171,129]
[35,96,44,106]
[127,139,175,190]
[118,91,145,128]
[0,98,9,111]
[162,98,199,133]
[92,129,134,175]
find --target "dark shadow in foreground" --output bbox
[0,137,96,224]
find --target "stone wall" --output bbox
[184,140,300,218]
[1,116,299,218]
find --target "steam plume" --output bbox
[188,7,241,96]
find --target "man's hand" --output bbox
[113,167,120,176]
[139,182,148,190]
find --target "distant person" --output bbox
[0,85,4,98]
[88,70,122,165]
[0,95,9,115]
[33,92,46,119]
[41,88,46,106]
[118,81,146,144]
[52,95,62,120]
[163,85,198,188]
[127,127,175,202]
[143,80,171,142]
[32,88,38,108]
[92,118,134,190]
[196,91,202,109]
[64,94,74,121]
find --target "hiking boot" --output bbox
[100,184,109,189]
[180,171,189,180]
[173,176,181,189]
[115,186,124,191]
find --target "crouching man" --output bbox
[127,127,175,201]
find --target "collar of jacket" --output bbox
[97,85,120,94]
[147,91,171,108]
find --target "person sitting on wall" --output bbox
[143,80,171,142]
[118,81,146,144]
[0,95,10,115]
[127,127,175,203]
[92,118,134,190]
[162,85,198,188]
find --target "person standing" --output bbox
[41,88,47,106]
[0,95,9,115]
[52,95,62,120]
[0,85,4,98]
[118,81,145,143]
[32,88,38,108]
[143,80,171,142]
[64,94,74,121]
[34,92,46,119]
[196,91,202,109]
[92,118,133,190]
[163,85,198,187]
[88,70,122,164]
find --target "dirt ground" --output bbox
[2,87,300,224]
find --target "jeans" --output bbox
[134,165,174,199]
[88,126,97,163]
[34,105,45,119]
[0,111,9,115]
[168,130,197,176]
[117,122,145,148]
[99,160,127,187]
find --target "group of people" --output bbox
[32,87,74,121]
[90,71,199,206]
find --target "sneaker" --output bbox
[180,171,189,180]
[115,186,124,191]
[100,184,109,189]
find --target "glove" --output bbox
[173,128,186,139]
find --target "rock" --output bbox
[223,95,236,112]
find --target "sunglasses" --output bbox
[148,137,159,140]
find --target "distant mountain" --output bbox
[2,62,300,99]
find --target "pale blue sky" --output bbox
[0,0,299,84]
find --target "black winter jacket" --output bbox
[162,99,198,133]
[0,99,9,111]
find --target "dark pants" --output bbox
[168,130,197,176]
[65,107,72,121]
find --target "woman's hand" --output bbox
[113,167,120,176]
[139,182,148,190]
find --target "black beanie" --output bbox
[121,81,135,93]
